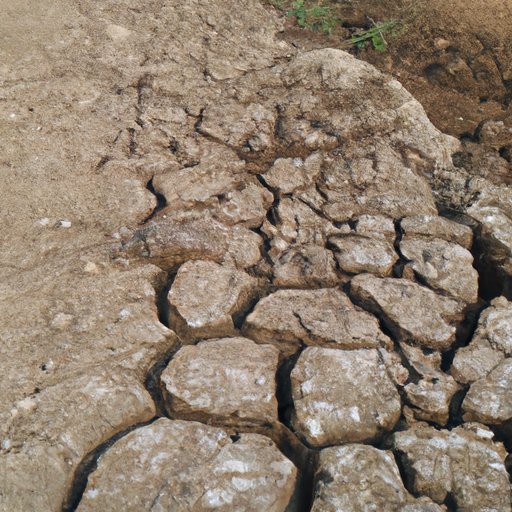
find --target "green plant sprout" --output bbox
[287,0,340,34]
[350,19,399,51]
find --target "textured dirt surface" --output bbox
[271,0,512,184]
[1,0,511,511]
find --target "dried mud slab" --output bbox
[243,288,392,356]
[462,359,512,426]
[160,337,279,426]
[393,424,511,511]
[452,296,512,384]
[350,274,465,349]
[400,237,478,303]
[330,235,398,276]
[167,260,261,342]
[401,215,474,249]
[76,418,297,512]
[290,347,401,447]
[311,444,443,512]
[0,370,156,512]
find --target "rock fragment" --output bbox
[462,359,512,426]
[351,274,465,349]
[263,153,322,194]
[398,341,460,425]
[393,424,511,511]
[404,372,460,426]
[452,296,512,384]
[160,337,279,426]
[77,419,297,512]
[243,288,392,356]
[122,211,262,270]
[400,237,478,303]
[291,347,401,447]
[401,215,473,249]
[272,245,340,288]
[167,260,261,342]
[330,235,398,276]
[311,444,444,512]
[355,214,396,240]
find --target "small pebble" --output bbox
[56,219,72,228]
[84,262,98,273]
[118,308,130,320]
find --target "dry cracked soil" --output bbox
[1,1,511,511]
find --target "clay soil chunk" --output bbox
[404,372,460,426]
[350,274,465,349]
[400,237,478,303]
[401,215,474,249]
[123,212,262,270]
[311,444,443,512]
[272,245,340,288]
[393,424,511,511]
[330,235,398,276]
[452,296,512,384]
[167,260,260,342]
[76,418,297,512]
[243,288,392,356]
[462,359,512,426]
[160,337,279,426]
[291,347,401,447]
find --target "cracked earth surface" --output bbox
[1,1,511,511]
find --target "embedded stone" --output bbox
[77,419,297,512]
[167,260,261,342]
[351,274,465,349]
[291,347,401,447]
[160,337,279,426]
[243,288,392,356]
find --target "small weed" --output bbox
[286,0,340,34]
[350,19,399,51]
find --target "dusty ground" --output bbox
[1,0,512,511]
